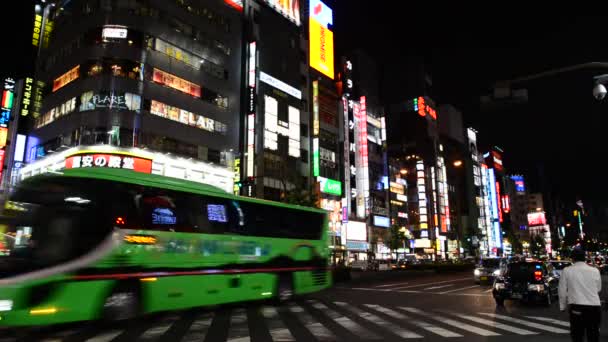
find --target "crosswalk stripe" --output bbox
[365,304,462,337]
[390,277,471,290]
[424,284,454,290]
[262,306,296,341]
[138,316,179,340]
[443,312,538,335]
[180,313,214,342]
[479,313,569,333]
[84,330,123,342]
[333,302,422,339]
[287,303,336,341]
[308,300,381,340]
[399,307,500,336]
[227,308,250,342]
[439,285,479,294]
[524,316,570,327]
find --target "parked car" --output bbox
[350,260,369,271]
[493,261,559,306]
[474,258,504,284]
[376,259,392,271]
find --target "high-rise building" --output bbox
[338,51,389,262]
[20,0,244,192]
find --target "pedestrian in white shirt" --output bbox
[559,247,602,342]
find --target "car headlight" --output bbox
[527,284,544,292]
[474,269,481,276]
[494,283,505,290]
[493,269,501,276]
[0,300,13,312]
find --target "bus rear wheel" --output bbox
[102,285,140,321]
[276,274,294,303]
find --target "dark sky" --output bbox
[331,4,608,207]
[3,2,607,208]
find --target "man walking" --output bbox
[559,247,602,342]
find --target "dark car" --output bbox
[474,258,504,284]
[493,261,559,306]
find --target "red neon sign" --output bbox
[502,195,510,213]
[358,96,368,168]
[65,153,152,173]
[496,181,503,223]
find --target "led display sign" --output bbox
[1,78,14,128]
[52,66,80,92]
[528,212,547,226]
[390,181,404,195]
[259,72,302,99]
[373,215,390,228]
[309,0,334,79]
[262,0,300,25]
[346,221,366,241]
[65,153,152,173]
[318,176,342,196]
[491,150,503,171]
[224,0,243,11]
[14,134,26,163]
[102,25,128,40]
[0,128,7,148]
[511,174,525,193]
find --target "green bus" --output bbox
[0,168,331,327]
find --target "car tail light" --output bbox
[534,270,542,281]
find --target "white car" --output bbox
[350,260,368,271]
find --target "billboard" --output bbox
[373,215,390,228]
[528,212,547,226]
[65,153,153,173]
[318,176,342,196]
[262,0,301,26]
[309,0,334,79]
[346,221,367,241]
[511,175,525,193]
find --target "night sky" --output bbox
[3,3,607,210]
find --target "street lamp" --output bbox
[453,160,463,167]
[399,169,408,175]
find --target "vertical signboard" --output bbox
[246,42,257,179]
[313,80,320,177]
[342,96,350,218]
[309,0,334,79]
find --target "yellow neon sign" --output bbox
[124,235,157,245]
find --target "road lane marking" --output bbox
[443,312,538,335]
[424,284,454,290]
[84,330,123,342]
[365,304,462,338]
[375,282,409,288]
[227,308,250,342]
[439,285,479,294]
[524,316,570,327]
[334,302,422,339]
[479,313,569,333]
[390,277,471,290]
[308,300,381,340]
[262,306,296,341]
[181,313,214,342]
[399,307,500,336]
[288,303,336,341]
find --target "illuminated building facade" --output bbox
[338,51,389,261]
[22,0,243,190]
[242,0,313,201]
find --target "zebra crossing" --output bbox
[2,299,571,342]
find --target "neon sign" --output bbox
[309,0,334,79]
[412,97,437,120]
[65,153,152,173]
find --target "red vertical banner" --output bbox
[0,149,6,187]
[496,181,503,222]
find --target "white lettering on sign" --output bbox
[346,60,353,70]
[122,157,134,169]
[351,188,357,197]
[94,156,107,167]
[72,156,81,168]
[108,156,121,168]
[82,156,93,167]
[350,165,356,176]
[349,120,355,130]
[350,143,356,152]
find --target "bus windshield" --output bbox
[0,178,109,277]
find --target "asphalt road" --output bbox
[2,271,607,342]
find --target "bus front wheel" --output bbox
[276,274,294,303]
[102,284,140,321]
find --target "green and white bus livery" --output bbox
[0,168,331,327]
